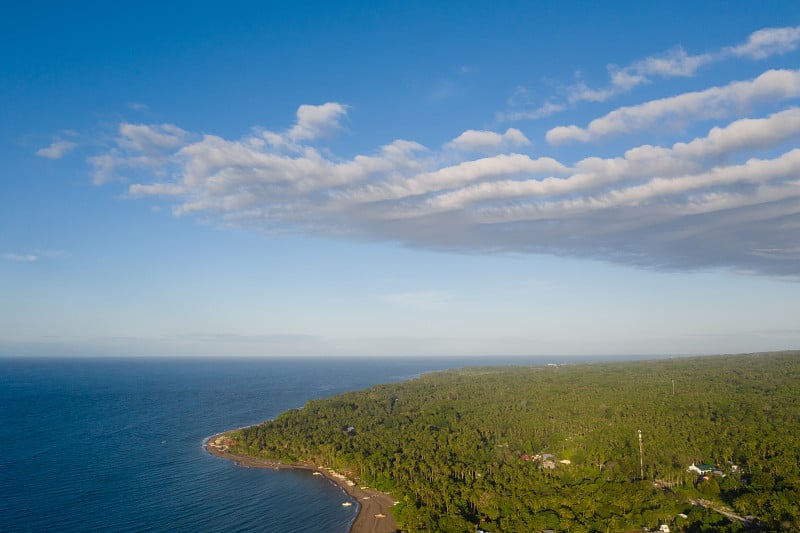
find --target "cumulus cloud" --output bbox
[335,154,568,206]
[547,69,800,144]
[287,102,348,142]
[87,123,190,184]
[726,25,800,59]
[87,88,800,278]
[392,111,800,219]
[118,123,188,152]
[670,107,800,158]
[476,150,800,225]
[36,140,77,159]
[446,128,530,153]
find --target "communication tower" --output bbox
[638,429,644,480]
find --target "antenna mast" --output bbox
[638,429,644,480]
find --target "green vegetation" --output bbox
[229,352,800,532]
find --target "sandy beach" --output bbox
[205,434,399,533]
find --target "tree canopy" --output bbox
[229,352,800,532]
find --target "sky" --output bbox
[2,1,800,357]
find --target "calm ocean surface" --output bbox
[0,355,627,532]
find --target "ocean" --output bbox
[1,355,641,532]
[0,356,554,532]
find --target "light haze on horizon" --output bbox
[2,2,800,357]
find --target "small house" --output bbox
[688,463,715,475]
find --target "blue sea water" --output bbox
[0,355,644,532]
[0,356,556,532]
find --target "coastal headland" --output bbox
[205,434,399,533]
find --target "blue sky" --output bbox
[2,1,800,357]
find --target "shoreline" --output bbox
[204,433,399,533]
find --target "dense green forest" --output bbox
[229,352,800,532]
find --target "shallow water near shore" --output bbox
[1,355,638,531]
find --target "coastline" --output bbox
[204,434,399,533]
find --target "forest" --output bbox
[229,352,800,532]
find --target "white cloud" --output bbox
[129,183,185,196]
[671,107,800,158]
[2,253,39,262]
[502,45,715,120]
[475,149,800,224]
[506,85,532,107]
[727,25,800,59]
[569,47,713,104]
[86,123,189,185]
[36,140,77,159]
[88,91,800,277]
[388,112,800,219]
[445,128,530,153]
[624,47,710,78]
[336,154,568,205]
[504,25,800,123]
[87,153,118,185]
[497,101,567,122]
[547,69,800,144]
[118,123,188,152]
[1,250,64,262]
[287,102,348,142]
